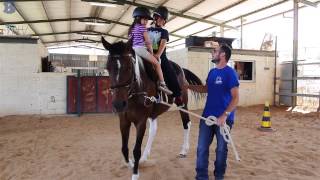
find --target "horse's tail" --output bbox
[182,68,206,100]
[182,68,203,86]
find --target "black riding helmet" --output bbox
[153,6,169,21]
[132,6,153,20]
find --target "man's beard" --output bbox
[211,57,220,64]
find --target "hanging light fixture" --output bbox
[90,2,117,7]
[79,18,110,26]
[82,0,125,6]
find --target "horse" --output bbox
[101,37,203,180]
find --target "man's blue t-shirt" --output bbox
[202,66,240,122]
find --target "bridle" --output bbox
[108,54,147,98]
[108,54,135,90]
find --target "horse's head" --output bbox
[102,37,134,112]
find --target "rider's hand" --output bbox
[154,54,160,60]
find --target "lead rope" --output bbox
[144,96,240,161]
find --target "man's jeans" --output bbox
[195,119,233,180]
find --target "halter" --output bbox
[108,53,147,98]
[108,54,134,90]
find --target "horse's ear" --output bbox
[101,36,111,50]
[126,39,133,52]
[126,38,133,47]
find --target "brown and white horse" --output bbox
[101,37,202,180]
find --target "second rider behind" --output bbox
[148,6,184,105]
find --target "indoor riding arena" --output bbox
[0,1,319,180]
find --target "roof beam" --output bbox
[105,4,131,42]
[223,0,290,24]
[168,0,290,44]
[0,16,185,38]
[167,0,205,22]
[0,16,184,38]
[237,0,320,27]
[0,17,130,26]
[47,45,106,50]
[0,19,20,35]
[168,0,320,47]
[87,1,104,31]
[66,0,71,42]
[44,38,101,44]
[0,0,57,1]
[12,3,44,43]
[298,0,318,7]
[82,0,235,29]
[32,30,127,39]
[170,0,247,34]
[41,1,57,42]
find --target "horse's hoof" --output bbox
[127,159,134,169]
[132,173,139,180]
[179,148,189,157]
[177,154,187,158]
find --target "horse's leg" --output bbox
[141,118,158,162]
[132,119,147,180]
[177,90,191,157]
[120,115,132,167]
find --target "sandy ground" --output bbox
[0,105,319,180]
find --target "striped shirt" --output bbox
[130,24,147,48]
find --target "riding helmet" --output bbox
[132,6,153,20]
[153,6,169,20]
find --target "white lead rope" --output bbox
[145,96,240,161]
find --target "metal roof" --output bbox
[0,0,319,49]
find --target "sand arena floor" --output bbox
[0,105,319,180]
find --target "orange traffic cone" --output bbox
[258,101,275,132]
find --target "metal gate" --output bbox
[67,75,112,114]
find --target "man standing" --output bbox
[188,44,239,180]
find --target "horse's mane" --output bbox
[109,41,129,55]
[108,40,159,86]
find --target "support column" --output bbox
[292,0,299,107]
[220,26,224,37]
[240,16,243,49]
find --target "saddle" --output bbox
[133,53,158,84]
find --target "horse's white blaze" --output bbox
[141,118,158,162]
[116,59,121,82]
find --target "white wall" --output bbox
[168,47,275,109]
[233,54,275,106]
[0,37,70,116]
[168,48,208,110]
[0,73,73,116]
[167,48,188,68]
[38,42,49,57]
[0,41,41,74]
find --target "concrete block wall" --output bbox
[168,48,209,110]
[0,42,41,74]
[232,54,275,106]
[0,73,73,116]
[186,51,210,110]
[167,48,188,68]
[0,37,71,116]
[38,42,49,57]
[168,47,275,109]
